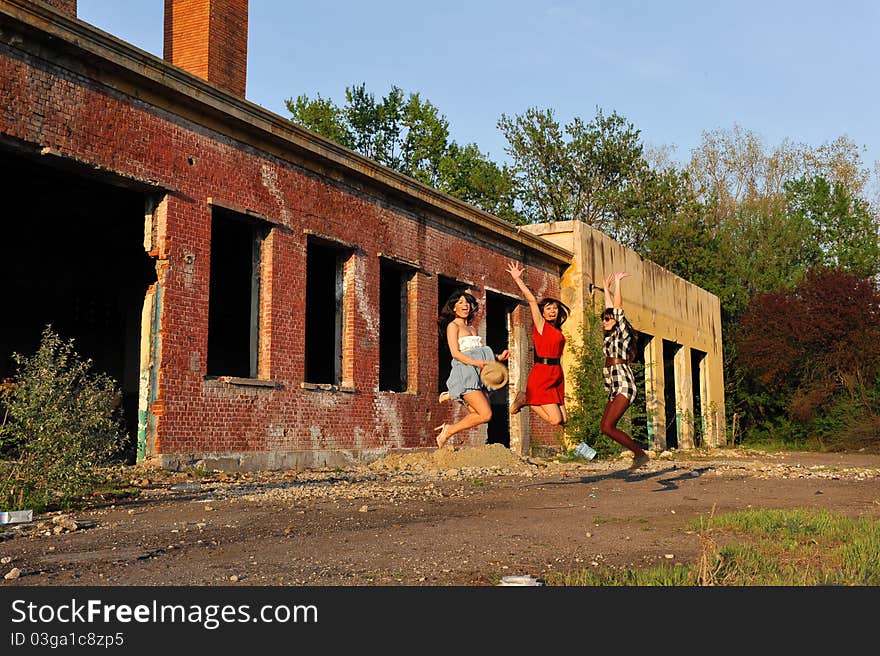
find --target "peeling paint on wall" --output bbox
[351,255,379,337]
[373,394,405,448]
[260,163,290,221]
[308,425,323,449]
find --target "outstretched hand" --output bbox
[603,272,630,288]
[506,261,524,281]
[496,349,510,362]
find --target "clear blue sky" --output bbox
[77,1,880,172]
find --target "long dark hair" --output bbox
[438,290,478,336]
[539,297,570,329]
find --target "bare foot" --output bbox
[628,451,650,471]
[434,424,452,448]
[510,391,527,415]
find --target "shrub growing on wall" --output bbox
[0,326,126,511]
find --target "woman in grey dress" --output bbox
[434,290,508,448]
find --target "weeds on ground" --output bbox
[548,507,880,586]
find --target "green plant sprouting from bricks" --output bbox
[0,325,126,512]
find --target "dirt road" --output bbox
[2,446,879,586]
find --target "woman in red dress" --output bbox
[506,261,570,426]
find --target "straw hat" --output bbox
[480,361,509,391]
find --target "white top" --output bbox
[458,335,483,351]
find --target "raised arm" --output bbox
[506,261,545,333]
[604,272,630,309]
[603,274,614,309]
[446,321,486,369]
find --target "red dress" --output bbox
[525,322,565,405]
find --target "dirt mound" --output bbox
[369,443,535,473]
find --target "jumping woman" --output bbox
[434,290,509,448]
[600,272,650,471]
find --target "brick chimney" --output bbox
[42,0,77,18]
[164,0,248,98]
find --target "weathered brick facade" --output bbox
[0,0,569,470]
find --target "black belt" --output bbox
[535,356,560,366]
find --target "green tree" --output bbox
[285,93,352,149]
[785,176,880,278]
[498,107,694,250]
[437,142,520,222]
[287,83,520,220]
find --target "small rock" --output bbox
[0,556,11,565]
[665,554,675,559]
[229,575,239,582]
[358,505,368,513]
[52,515,79,531]
[4,567,21,580]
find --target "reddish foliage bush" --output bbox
[736,268,880,422]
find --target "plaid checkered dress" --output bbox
[603,307,637,403]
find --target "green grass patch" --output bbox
[550,508,880,586]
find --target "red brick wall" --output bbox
[164,0,248,97]
[0,29,562,458]
[39,0,76,18]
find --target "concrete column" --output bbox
[704,353,726,447]
[675,346,694,449]
[643,336,666,451]
[507,305,530,456]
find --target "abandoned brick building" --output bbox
[0,0,726,471]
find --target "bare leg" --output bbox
[599,394,646,456]
[530,404,565,426]
[436,390,492,448]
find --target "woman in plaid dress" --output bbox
[601,272,650,471]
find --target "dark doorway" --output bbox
[662,339,681,449]
[0,152,156,462]
[485,290,516,447]
[691,348,706,447]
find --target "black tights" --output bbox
[600,393,645,456]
